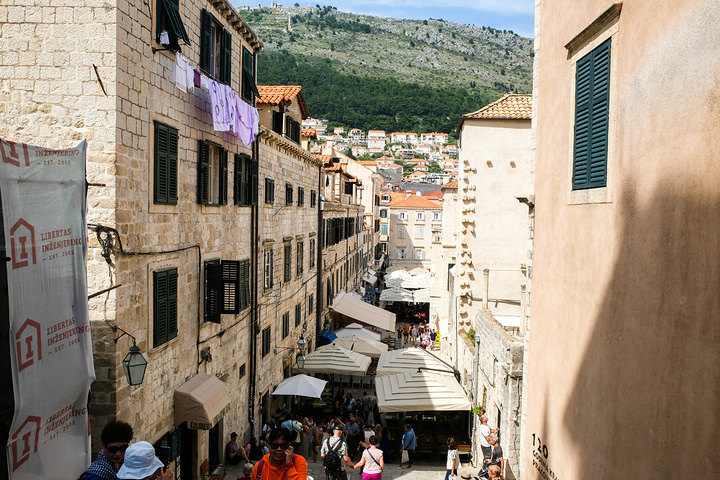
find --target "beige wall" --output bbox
[528,1,720,478]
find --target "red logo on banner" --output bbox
[0,139,30,167]
[16,319,42,372]
[11,416,41,470]
[10,218,36,269]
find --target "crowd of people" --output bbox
[396,321,438,350]
[79,400,504,480]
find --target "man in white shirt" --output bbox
[479,415,498,467]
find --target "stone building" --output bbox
[0,0,361,477]
[527,1,720,478]
[429,94,534,478]
[384,193,443,270]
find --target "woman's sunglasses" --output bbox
[106,444,129,454]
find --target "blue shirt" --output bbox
[402,428,417,450]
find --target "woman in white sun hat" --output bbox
[117,441,172,480]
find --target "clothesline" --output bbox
[173,51,259,148]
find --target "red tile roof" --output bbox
[302,128,317,138]
[257,85,309,118]
[392,195,443,209]
[463,94,532,120]
[444,180,458,188]
[423,190,444,200]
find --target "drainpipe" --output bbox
[483,269,490,309]
[520,284,527,338]
[472,332,481,466]
[248,139,260,439]
[454,295,459,371]
[315,168,323,346]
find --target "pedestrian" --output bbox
[398,423,416,469]
[300,417,312,459]
[226,432,250,465]
[353,435,384,480]
[488,434,505,479]
[345,415,361,457]
[361,391,371,422]
[445,438,461,480]
[479,415,498,467]
[321,424,355,480]
[312,420,324,463]
[429,329,437,350]
[411,325,418,342]
[379,427,391,462]
[81,420,134,480]
[252,427,308,480]
[116,441,172,480]
[487,465,503,479]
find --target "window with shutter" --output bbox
[308,294,314,314]
[265,178,274,204]
[282,312,290,338]
[234,154,252,206]
[156,0,190,49]
[297,241,303,276]
[295,304,302,327]
[204,260,222,323]
[241,47,260,102]
[153,268,178,347]
[264,248,273,290]
[272,111,284,135]
[298,187,304,206]
[572,38,611,190]
[239,259,250,311]
[284,243,292,282]
[199,9,231,84]
[285,183,293,205]
[309,238,315,269]
[154,122,178,205]
[310,190,316,208]
[261,327,271,356]
[198,140,227,205]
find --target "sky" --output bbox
[235,1,536,38]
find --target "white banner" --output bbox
[0,139,95,479]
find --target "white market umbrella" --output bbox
[330,335,388,358]
[376,347,456,377]
[334,322,382,341]
[296,344,372,375]
[272,374,327,398]
[375,370,471,412]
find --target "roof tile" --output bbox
[463,94,533,120]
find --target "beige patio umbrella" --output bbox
[296,344,372,375]
[376,346,456,377]
[375,370,472,412]
[330,335,388,358]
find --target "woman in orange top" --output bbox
[252,428,308,480]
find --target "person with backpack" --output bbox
[251,427,308,480]
[352,435,384,480]
[320,424,354,480]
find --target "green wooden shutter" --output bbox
[168,127,178,203]
[198,140,209,204]
[220,148,228,205]
[221,260,240,314]
[573,38,611,190]
[234,154,242,205]
[239,259,250,310]
[154,122,170,204]
[200,9,213,74]
[284,244,291,282]
[251,157,259,206]
[154,271,168,347]
[221,29,232,85]
[169,428,182,462]
[242,47,260,101]
[158,0,190,45]
[154,269,178,347]
[205,261,222,323]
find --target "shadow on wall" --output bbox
[563,182,720,477]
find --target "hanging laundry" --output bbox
[160,31,170,46]
[209,79,230,132]
[174,53,193,93]
[236,98,256,147]
[200,73,209,92]
[193,69,201,88]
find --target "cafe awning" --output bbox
[296,344,372,375]
[376,370,472,412]
[174,373,231,429]
[363,273,378,286]
[335,322,382,341]
[379,287,414,302]
[331,292,396,332]
[330,335,388,358]
[376,347,457,377]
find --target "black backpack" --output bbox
[323,438,343,479]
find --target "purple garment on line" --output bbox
[194,69,201,88]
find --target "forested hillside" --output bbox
[242,5,534,134]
